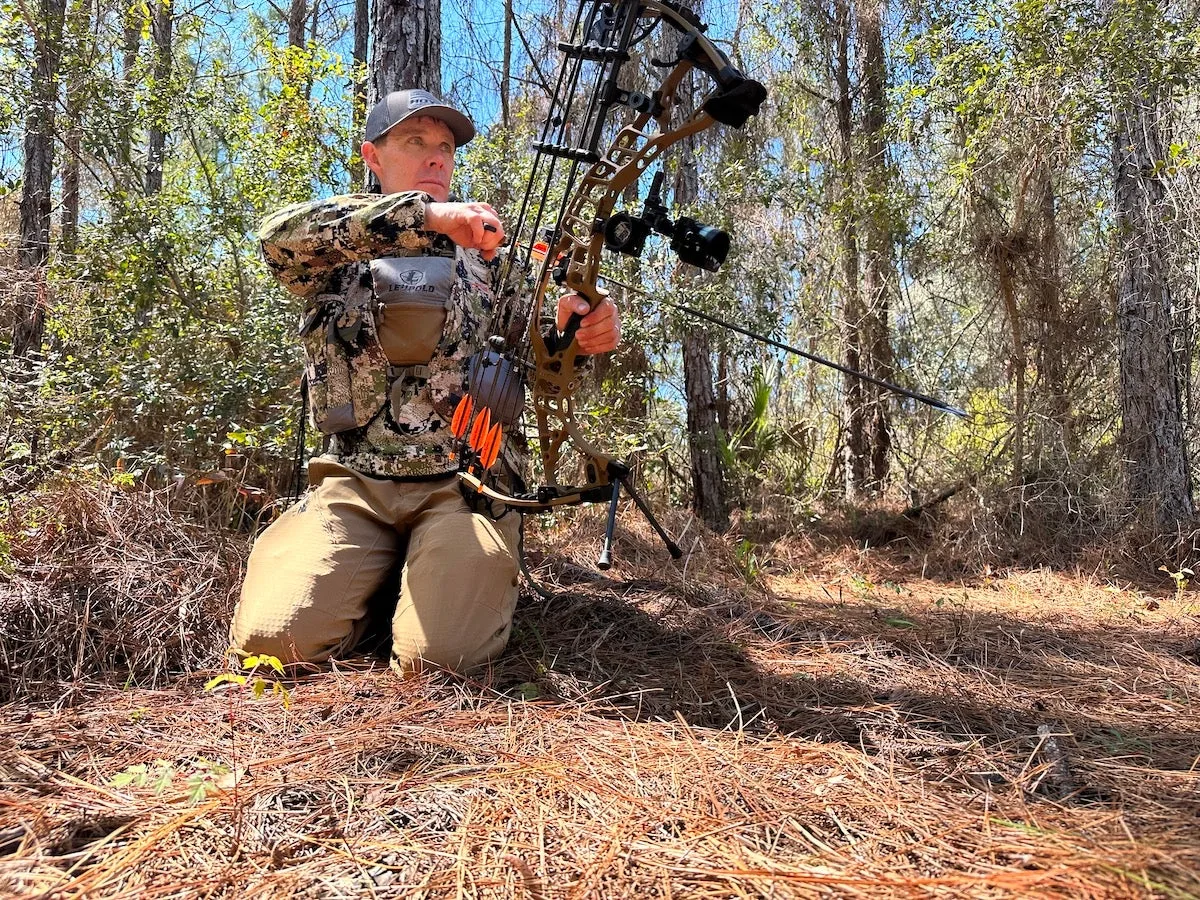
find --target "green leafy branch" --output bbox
[205,652,290,707]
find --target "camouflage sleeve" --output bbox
[257,191,435,297]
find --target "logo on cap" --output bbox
[408,92,436,110]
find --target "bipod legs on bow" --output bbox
[597,460,683,570]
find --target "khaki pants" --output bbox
[230,458,521,673]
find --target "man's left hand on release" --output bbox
[556,294,621,354]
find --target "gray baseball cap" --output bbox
[365,89,475,146]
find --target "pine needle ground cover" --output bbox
[1,483,1198,898]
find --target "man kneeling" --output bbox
[229,89,620,673]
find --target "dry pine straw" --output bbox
[0,496,1198,897]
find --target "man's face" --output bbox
[362,116,456,201]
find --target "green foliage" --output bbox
[206,652,291,707]
[1158,565,1193,605]
[733,539,763,583]
[5,0,1200,538]
[111,757,231,804]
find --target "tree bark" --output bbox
[116,3,141,183]
[369,0,441,102]
[1113,62,1194,526]
[144,0,172,195]
[15,0,65,358]
[60,0,91,255]
[501,0,513,128]
[18,0,66,271]
[833,0,868,500]
[856,0,893,490]
[683,329,728,531]
[288,0,307,49]
[1033,165,1074,454]
[674,19,727,532]
[350,0,369,186]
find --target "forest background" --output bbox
[3,0,1200,559]
[3,3,1200,894]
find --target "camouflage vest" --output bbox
[259,193,509,479]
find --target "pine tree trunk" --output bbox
[683,330,727,531]
[833,0,867,500]
[144,0,171,195]
[674,20,727,532]
[1113,65,1194,526]
[350,0,370,186]
[856,0,893,490]
[15,0,66,357]
[60,0,91,256]
[18,0,65,270]
[370,0,440,102]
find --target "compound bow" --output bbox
[452,0,767,568]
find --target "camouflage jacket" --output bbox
[259,191,515,479]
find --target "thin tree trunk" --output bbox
[716,344,730,434]
[369,0,440,102]
[121,5,139,77]
[305,0,320,101]
[1113,61,1193,526]
[350,0,369,186]
[144,0,171,195]
[833,0,867,500]
[288,0,307,49]
[60,0,91,255]
[18,0,66,270]
[856,0,893,490]
[117,3,141,184]
[15,0,66,359]
[61,123,80,254]
[996,245,1026,486]
[501,0,513,128]
[683,330,727,531]
[1034,165,1073,453]
[286,0,307,97]
[674,11,727,532]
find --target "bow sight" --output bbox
[604,170,730,271]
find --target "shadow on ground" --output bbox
[489,551,1200,821]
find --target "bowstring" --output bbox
[481,1,680,493]
[472,0,596,487]
[514,0,642,368]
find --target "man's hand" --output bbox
[424,202,505,260]
[556,294,621,354]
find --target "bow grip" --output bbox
[552,283,608,354]
[557,310,585,351]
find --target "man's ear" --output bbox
[361,141,380,175]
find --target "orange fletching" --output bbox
[451,395,474,438]
[481,422,503,470]
[468,406,492,451]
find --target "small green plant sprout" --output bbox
[111,759,176,794]
[205,652,291,707]
[734,539,762,583]
[1158,565,1193,605]
[184,758,232,803]
[848,573,876,598]
[110,757,231,804]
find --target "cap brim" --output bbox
[370,104,475,147]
